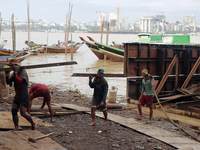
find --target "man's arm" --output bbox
[40,99,46,111]
[101,84,108,104]
[89,76,94,88]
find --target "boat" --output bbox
[45,41,83,53]
[30,46,45,55]
[137,33,163,43]
[87,36,124,62]
[79,37,105,59]
[0,40,7,48]
[0,51,32,64]
[0,48,24,56]
[25,40,46,49]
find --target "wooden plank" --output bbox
[30,105,62,112]
[72,73,125,77]
[0,112,53,129]
[0,61,77,72]
[181,56,200,89]
[177,88,200,100]
[187,106,200,114]
[0,131,66,150]
[156,54,178,95]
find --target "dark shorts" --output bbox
[13,96,29,108]
[139,95,153,108]
[91,97,107,112]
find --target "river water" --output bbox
[1,32,200,100]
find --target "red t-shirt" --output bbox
[29,84,51,102]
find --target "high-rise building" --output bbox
[140,17,155,33]
[109,13,117,31]
[121,17,128,31]
[182,15,195,25]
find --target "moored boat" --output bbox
[0,48,24,56]
[79,37,104,59]
[87,36,124,62]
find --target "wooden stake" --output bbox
[71,33,73,61]
[104,22,109,60]
[65,4,73,54]
[46,32,49,54]
[11,14,16,58]
[64,14,68,42]
[100,21,104,43]
[181,56,200,89]
[27,0,30,50]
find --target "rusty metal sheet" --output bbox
[0,112,53,129]
[0,131,67,150]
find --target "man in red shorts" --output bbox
[28,83,54,122]
[136,69,154,124]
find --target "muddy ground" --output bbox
[0,85,199,150]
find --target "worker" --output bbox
[136,69,154,124]
[5,59,39,130]
[89,68,108,126]
[28,83,54,122]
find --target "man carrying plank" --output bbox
[136,69,154,124]
[28,83,54,122]
[89,68,108,126]
[5,59,39,130]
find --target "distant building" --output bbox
[167,22,175,31]
[140,17,155,33]
[98,13,106,26]
[155,15,165,22]
[121,17,128,31]
[182,15,195,25]
[109,13,117,31]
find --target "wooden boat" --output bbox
[30,47,45,55]
[0,40,7,48]
[45,42,83,53]
[0,51,32,64]
[87,36,124,62]
[25,40,46,49]
[0,48,23,56]
[79,37,104,59]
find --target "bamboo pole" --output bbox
[64,14,68,42]
[45,32,49,54]
[27,0,30,50]
[65,4,73,55]
[154,91,200,142]
[12,14,16,58]
[100,21,104,43]
[71,33,73,61]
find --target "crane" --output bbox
[116,5,121,32]
[95,11,110,31]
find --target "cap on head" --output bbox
[142,69,148,75]
[7,59,18,66]
[31,83,36,87]
[98,68,104,74]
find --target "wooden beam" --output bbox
[156,54,178,95]
[0,61,77,72]
[181,56,200,89]
[187,106,200,114]
[72,73,125,77]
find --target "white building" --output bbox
[121,17,128,31]
[109,13,117,31]
[140,17,154,33]
[182,15,195,25]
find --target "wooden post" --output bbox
[181,56,200,89]
[156,54,178,95]
[104,22,109,60]
[0,12,2,38]
[27,0,30,50]
[65,4,73,55]
[64,14,68,42]
[11,14,16,58]
[71,34,73,61]
[45,32,49,54]
[100,21,104,43]
[175,51,180,89]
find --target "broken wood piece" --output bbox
[107,103,122,109]
[0,61,77,72]
[31,105,62,112]
[28,132,55,143]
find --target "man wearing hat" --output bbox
[28,83,54,122]
[89,68,108,126]
[5,59,38,130]
[136,69,154,124]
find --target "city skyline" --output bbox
[0,0,200,24]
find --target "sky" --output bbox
[0,0,200,24]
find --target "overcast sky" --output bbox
[0,0,200,24]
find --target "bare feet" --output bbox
[13,126,22,131]
[51,119,55,122]
[101,120,107,125]
[145,120,151,124]
[135,117,143,120]
[89,122,96,126]
[32,123,39,130]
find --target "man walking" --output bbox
[136,69,154,124]
[89,68,108,126]
[28,83,54,122]
[5,59,38,130]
